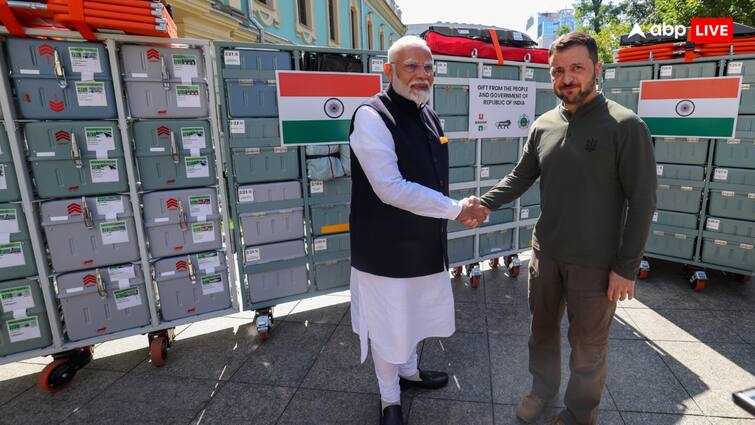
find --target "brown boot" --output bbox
[515,394,548,423]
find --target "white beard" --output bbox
[392,71,431,106]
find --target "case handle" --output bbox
[95,268,107,298]
[178,200,188,231]
[53,48,68,89]
[187,256,196,285]
[169,130,179,164]
[81,197,95,229]
[160,56,170,91]
[70,132,83,168]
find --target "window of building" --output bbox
[297,0,310,27]
[379,25,385,51]
[328,0,339,44]
[367,14,374,50]
[349,4,360,48]
[252,0,280,29]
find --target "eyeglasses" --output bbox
[391,62,434,75]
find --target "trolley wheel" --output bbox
[149,336,169,367]
[451,266,463,278]
[691,279,706,292]
[255,309,274,341]
[38,359,76,393]
[638,269,649,280]
[509,265,521,278]
[465,263,477,277]
[504,255,514,268]
[37,346,93,393]
[489,258,499,268]
[470,275,481,288]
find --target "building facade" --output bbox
[169,0,405,49]
[525,9,575,48]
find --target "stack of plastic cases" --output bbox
[121,43,230,322]
[703,111,755,271]
[308,177,351,292]
[4,38,148,342]
[0,91,52,355]
[220,47,309,305]
[645,61,718,261]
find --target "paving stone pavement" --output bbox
[1,253,754,424]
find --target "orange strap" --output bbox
[0,0,27,37]
[67,0,97,41]
[488,28,504,65]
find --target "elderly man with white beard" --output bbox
[347,35,486,425]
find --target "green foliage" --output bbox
[654,0,754,27]
[589,22,632,63]
[557,24,574,36]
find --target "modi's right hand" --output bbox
[456,196,490,228]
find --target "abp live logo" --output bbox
[688,18,733,42]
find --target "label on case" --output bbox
[191,222,215,244]
[521,209,530,219]
[180,127,206,150]
[245,247,261,262]
[727,61,743,75]
[660,65,673,77]
[85,127,115,151]
[75,82,107,107]
[230,120,245,134]
[90,159,119,183]
[113,287,141,310]
[176,85,201,108]
[604,69,616,79]
[197,251,221,271]
[656,165,664,176]
[436,62,448,75]
[172,54,198,81]
[108,264,135,282]
[310,180,324,194]
[189,195,212,216]
[480,167,490,178]
[525,68,534,80]
[100,221,129,245]
[482,66,492,77]
[201,273,224,295]
[713,169,729,181]
[224,50,240,66]
[7,316,40,343]
[0,165,5,190]
[0,208,19,234]
[370,58,385,72]
[706,218,720,231]
[185,156,210,179]
[652,211,658,222]
[314,238,327,251]
[69,47,102,74]
[95,195,124,217]
[0,285,34,311]
[238,187,255,203]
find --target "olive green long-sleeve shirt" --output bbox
[480,93,656,280]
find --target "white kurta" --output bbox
[349,105,462,364]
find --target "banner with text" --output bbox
[468,79,537,138]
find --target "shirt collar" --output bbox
[387,85,425,113]
[559,92,606,122]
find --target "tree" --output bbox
[573,0,623,33]
[654,0,754,27]
[590,22,632,63]
[557,24,573,36]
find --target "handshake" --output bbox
[456,196,491,228]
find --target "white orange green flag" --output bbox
[276,71,382,146]
[637,76,742,138]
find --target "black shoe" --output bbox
[399,369,449,390]
[380,404,403,425]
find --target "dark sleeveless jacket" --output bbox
[348,86,451,278]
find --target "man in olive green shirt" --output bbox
[477,33,656,425]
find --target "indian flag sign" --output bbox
[277,71,382,146]
[638,77,742,138]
